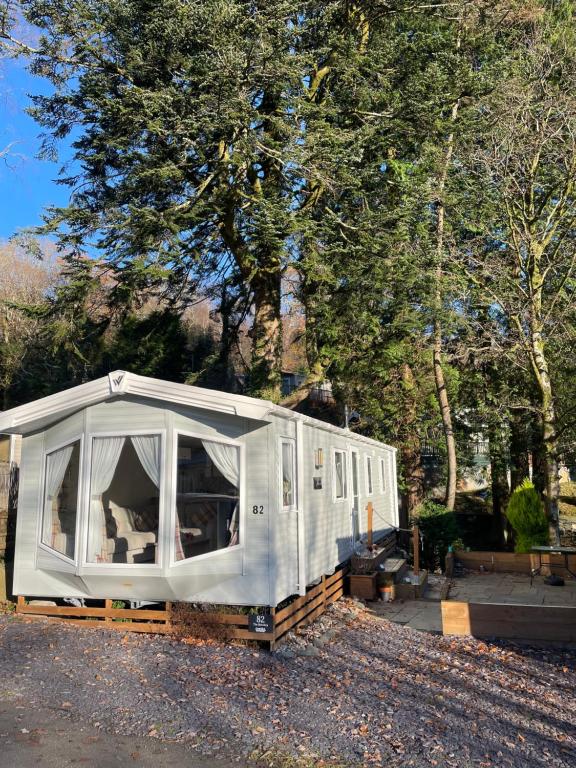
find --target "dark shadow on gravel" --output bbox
[354,619,576,766]
[0,700,236,768]
[2,611,575,768]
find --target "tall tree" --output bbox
[0,240,59,408]
[7,0,309,399]
[458,2,576,541]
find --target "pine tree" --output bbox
[13,0,310,399]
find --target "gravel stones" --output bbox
[0,600,574,767]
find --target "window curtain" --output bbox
[282,442,294,507]
[131,435,161,488]
[202,440,239,488]
[228,502,240,547]
[202,440,240,547]
[88,437,125,562]
[42,445,74,545]
[335,452,345,498]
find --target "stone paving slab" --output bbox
[451,572,576,607]
[368,571,576,636]
[370,600,442,633]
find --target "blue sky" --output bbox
[0,56,72,240]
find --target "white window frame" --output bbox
[280,437,298,512]
[81,429,166,569]
[170,429,244,567]
[349,448,361,543]
[380,456,386,493]
[332,448,348,502]
[365,454,374,496]
[37,435,84,566]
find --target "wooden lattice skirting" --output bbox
[15,566,348,649]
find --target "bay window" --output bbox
[87,435,161,564]
[38,429,242,568]
[175,434,240,561]
[41,440,81,560]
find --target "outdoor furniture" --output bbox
[530,545,576,584]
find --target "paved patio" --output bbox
[449,571,576,606]
[370,571,576,634]
[370,598,443,632]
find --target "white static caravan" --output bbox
[0,372,398,608]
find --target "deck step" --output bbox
[380,557,408,583]
[382,557,406,572]
[395,569,429,599]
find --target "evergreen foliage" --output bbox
[3,1,576,535]
[412,500,459,573]
[506,479,549,553]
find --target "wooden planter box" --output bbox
[351,547,389,574]
[349,572,378,601]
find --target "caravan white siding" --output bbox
[271,417,398,606]
[13,397,275,606]
[5,373,398,608]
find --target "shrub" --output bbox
[412,500,459,572]
[169,602,237,643]
[506,478,549,553]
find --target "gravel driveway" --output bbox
[0,599,574,768]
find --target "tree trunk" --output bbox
[280,281,329,409]
[400,363,424,527]
[488,418,509,549]
[509,411,530,490]
[432,96,460,511]
[530,323,561,544]
[247,270,282,401]
[433,322,457,511]
[206,280,241,392]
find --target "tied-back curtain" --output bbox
[202,440,240,548]
[228,502,240,547]
[88,437,125,562]
[202,440,239,489]
[282,442,294,507]
[42,445,74,544]
[335,452,344,498]
[131,435,161,488]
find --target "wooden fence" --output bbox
[454,549,576,575]
[15,566,348,648]
[442,600,576,644]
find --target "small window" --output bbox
[380,457,386,492]
[281,438,297,510]
[366,455,373,495]
[333,449,348,500]
[41,441,81,560]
